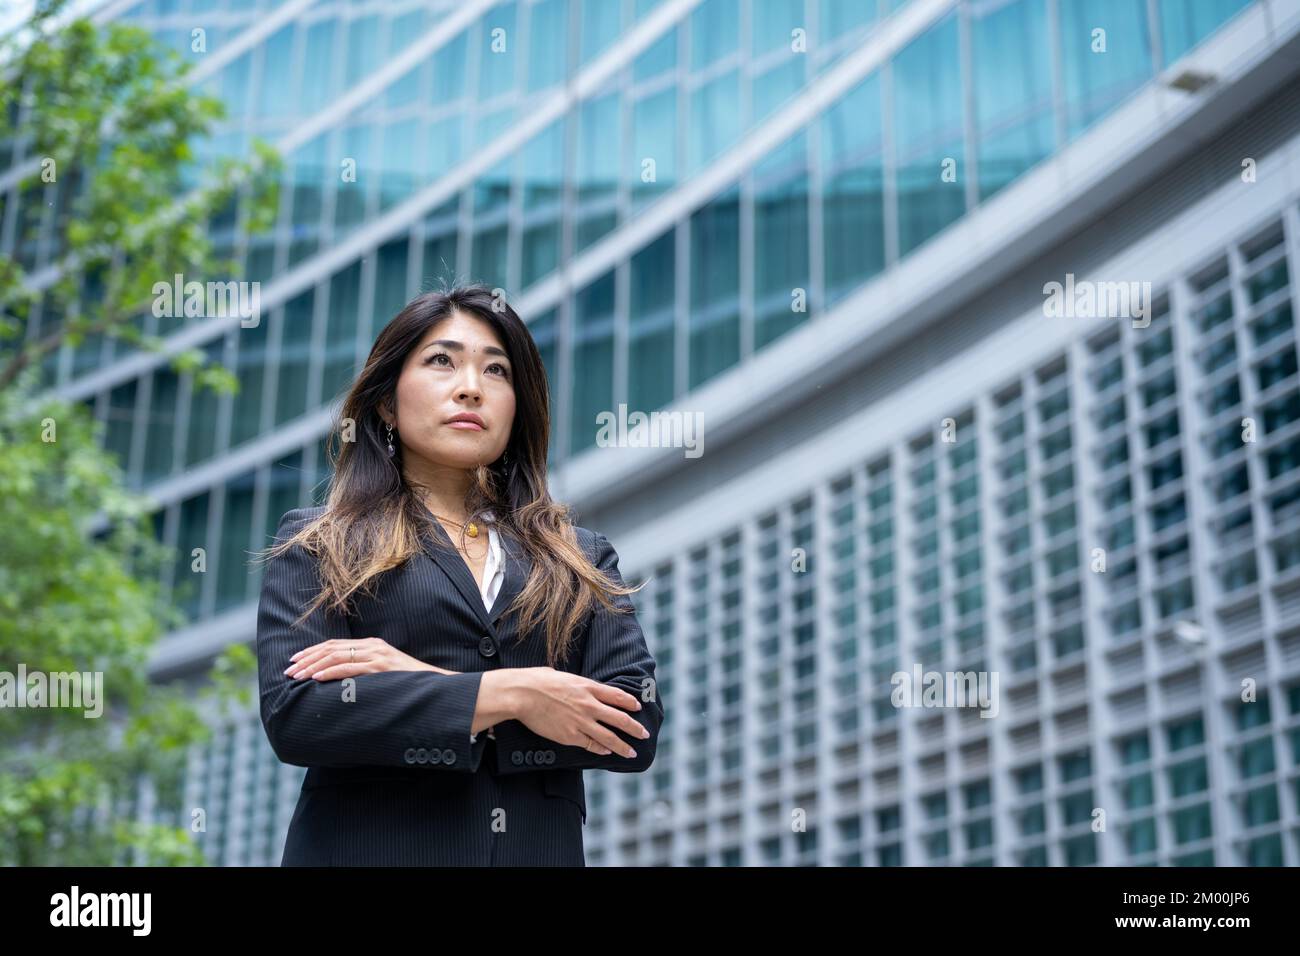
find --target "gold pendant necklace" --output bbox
[429,512,480,538]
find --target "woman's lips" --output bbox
[446,421,484,431]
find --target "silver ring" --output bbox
[350,646,355,663]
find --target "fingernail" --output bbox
[290,652,301,661]
[283,667,293,675]
[639,727,650,739]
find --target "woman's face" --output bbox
[385,309,515,471]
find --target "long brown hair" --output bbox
[254,283,642,668]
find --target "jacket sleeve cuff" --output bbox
[398,670,488,772]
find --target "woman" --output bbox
[254,284,664,866]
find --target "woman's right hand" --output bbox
[511,666,648,758]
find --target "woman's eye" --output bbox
[424,353,508,377]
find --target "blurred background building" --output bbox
[9,0,1300,865]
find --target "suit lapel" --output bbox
[419,514,531,634]
[420,517,494,633]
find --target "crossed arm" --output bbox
[256,512,663,775]
[485,534,662,774]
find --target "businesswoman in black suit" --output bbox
[254,283,664,866]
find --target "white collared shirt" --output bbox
[470,511,504,744]
[478,510,505,614]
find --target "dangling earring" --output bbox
[386,422,396,457]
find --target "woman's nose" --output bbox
[456,374,483,401]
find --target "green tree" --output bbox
[0,0,280,864]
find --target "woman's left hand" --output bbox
[285,637,460,682]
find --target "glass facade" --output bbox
[18,0,1259,474]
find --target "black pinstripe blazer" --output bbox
[256,505,664,866]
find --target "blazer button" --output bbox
[478,635,497,657]
[511,750,524,766]
[441,748,456,765]
[524,751,534,765]
[404,748,416,765]
[415,748,428,764]
[544,750,556,764]
[430,748,443,764]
